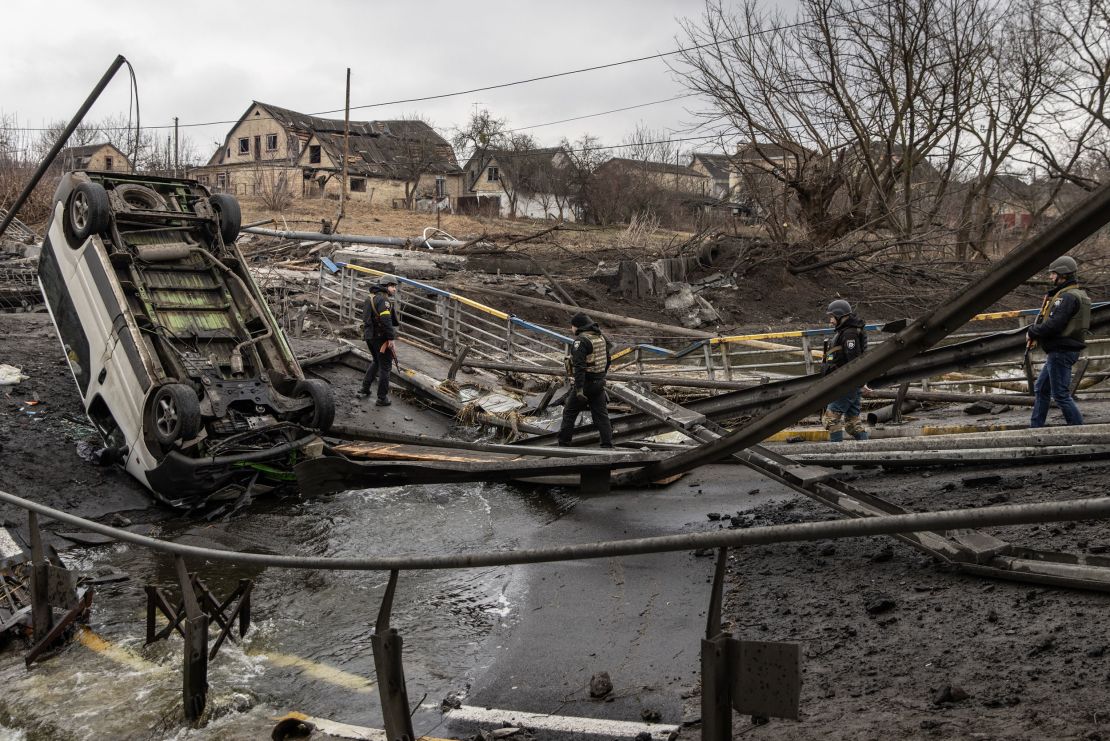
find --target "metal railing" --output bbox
[5,487,1110,738]
[316,260,1107,399]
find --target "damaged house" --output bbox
[191,101,464,206]
[461,146,578,221]
[57,143,133,174]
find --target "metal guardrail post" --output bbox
[801,336,814,375]
[372,570,414,741]
[703,344,716,380]
[175,556,209,721]
[702,547,732,740]
[719,344,733,382]
[28,512,52,642]
[439,295,453,352]
[507,318,515,362]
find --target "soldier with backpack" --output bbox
[1027,255,1091,427]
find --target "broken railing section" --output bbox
[18,512,94,666]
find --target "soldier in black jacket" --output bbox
[557,313,614,448]
[1028,255,1091,427]
[821,299,869,442]
[357,275,400,406]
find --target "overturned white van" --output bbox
[38,171,333,507]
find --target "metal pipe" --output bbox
[866,389,1036,407]
[1,488,1109,571]
[243,226,486,250]
[634,182,1110,484]
[0,55,127,237]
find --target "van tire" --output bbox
[65,182,111,242]
[209,194,241,244]
[150,383,202,446]
[295,378,335,432]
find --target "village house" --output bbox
[190,102,464,206]
[58,143,133,174]
[687,152,734,201]
[462,147,577,221]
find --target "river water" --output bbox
[0,482,576,739]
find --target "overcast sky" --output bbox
[0,0,770,162]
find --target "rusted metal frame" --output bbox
[146,586,188,643]
[372,569,415,741]
[24,589,93,667]
[208,580,253,661]
[892,382,911,424]
[635,182,1110,482]
[175,556,208,721]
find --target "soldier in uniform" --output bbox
[357,275,400,406]
[557,313,614,448]
[1028,255,1091,427]
[821,299,870,442]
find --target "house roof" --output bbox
[209,101,460,175]
[734,142,799,162]
[602,157,705,178]
[60,143,114,158]
[689,152,732,180]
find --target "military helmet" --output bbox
[378,274,399,287]
[1048,256,1078,275]
[826,299,852,318]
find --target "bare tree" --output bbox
[392,114,446,208]
[452,108,508,191]
[559,133,610,223]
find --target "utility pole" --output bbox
[173,116,179,178]
[337,67,351,229]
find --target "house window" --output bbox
[105,156,114,171]
[309,145,321,164]
[216,173,227,191]
[238,137,250,155]
[198,175,209,185]
[435,177,446,198]
[266,133,279,152]
[487,166,499,182]
[350,178,366,193]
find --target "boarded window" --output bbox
[309,145,322,164]
[435,177,446,198]
[266,133,279,151]
[350,178,367,193]
[105,156,114,171]
[487,166,499,182]
[216,173,227,190]
[238,137,249,155]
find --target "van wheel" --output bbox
[149,383,202,445]
[295,378,335,432]
[209,194,241,245]
[65,182,111,242]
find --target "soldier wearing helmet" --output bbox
[357,274,401,406]
[821,299,869,442]
[1027,255,1090,427]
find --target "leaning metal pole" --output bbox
[629,181,1110,483]
[0,55,127,237]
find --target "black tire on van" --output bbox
[209,194,242,245]
[295,378,335,432]
[65,182,111,243]
[149,383,202,446]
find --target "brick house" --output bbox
[191,101,464,205]
[58,143,133,173]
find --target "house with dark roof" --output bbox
[688,152,734,200]
[58,143,133,173]
[192,101,463,206]
[462,146,576,220]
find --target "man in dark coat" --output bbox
[557,313,614,448]
[821,299,869,442]
[357,275,400,406]
[1028,255,1091,427]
